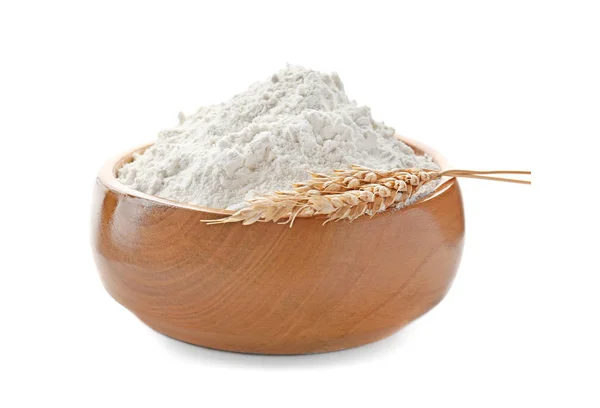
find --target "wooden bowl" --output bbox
[91,136,465,354]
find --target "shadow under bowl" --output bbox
[91,136,465,354]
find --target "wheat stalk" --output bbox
[203,166,531,227]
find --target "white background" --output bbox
[1,1,598,407]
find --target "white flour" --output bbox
[118,66,439,210]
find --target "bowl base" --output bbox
[136,311,414,355]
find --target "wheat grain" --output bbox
[205,166,437,226]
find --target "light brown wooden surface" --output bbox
[91,139,465,354]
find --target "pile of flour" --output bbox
[118,66,439,210]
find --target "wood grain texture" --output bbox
[91,137,465,354]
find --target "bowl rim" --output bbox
[97,134,455,216]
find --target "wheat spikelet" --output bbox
[203,166,447,226]
[203,166,531,227]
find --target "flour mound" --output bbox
[118,66,439,209]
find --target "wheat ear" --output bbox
[203,166,531,227]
